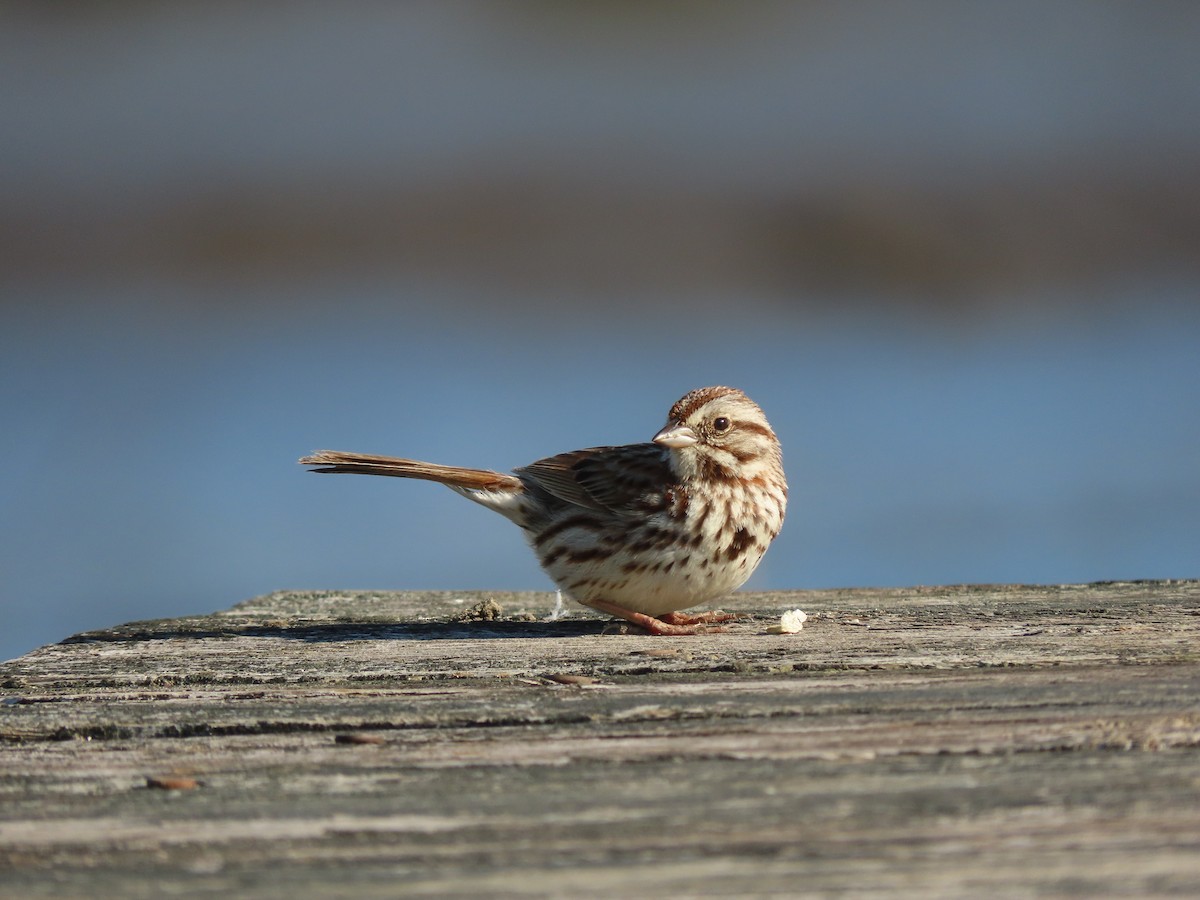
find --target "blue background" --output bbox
[3,4,1198,661]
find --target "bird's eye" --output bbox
[712,416,731,433]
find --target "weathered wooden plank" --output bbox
[2,582,1199,897]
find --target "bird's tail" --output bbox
[299,450,522,492]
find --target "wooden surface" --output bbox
[2,581,1199,897]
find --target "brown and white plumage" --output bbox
[301,386,786,634]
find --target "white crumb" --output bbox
[766,608,808,634]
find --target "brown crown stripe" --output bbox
[668,385,742,422]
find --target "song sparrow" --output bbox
[300,386,786,635]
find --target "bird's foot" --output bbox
[586,600,728,635]
[660,610,737,626]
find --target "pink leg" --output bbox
[585,599,728,635]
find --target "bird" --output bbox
[300,386,786,634]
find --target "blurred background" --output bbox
[2,2,1198,662]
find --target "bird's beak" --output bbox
[653,421,698,449]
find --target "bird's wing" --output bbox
[516,444,672,513]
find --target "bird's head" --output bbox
[653,386,783,484]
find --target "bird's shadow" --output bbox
[62,618,616,645]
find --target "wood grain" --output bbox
[2,582,1198,897]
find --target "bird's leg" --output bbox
[660,610,738,626]
[584,599,727,635]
